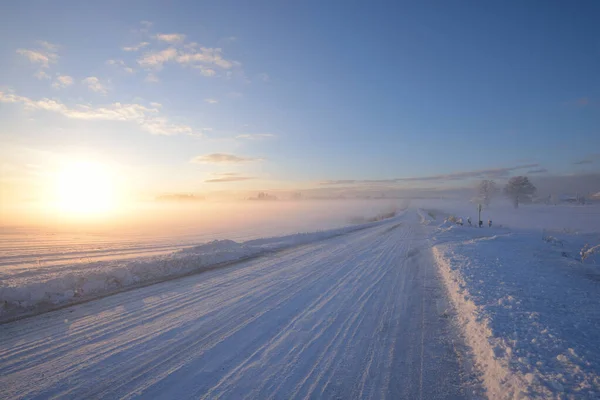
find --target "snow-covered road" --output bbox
[0,212,472,399]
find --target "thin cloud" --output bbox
[191,153,263,164]
[572,153,600,165]
[175,47,236,69]
[82,77,109,94]
[204,98,218,104]
[106,59,135,73]
[145,73,160,83]
[194,65,216,77]
[141,117,193,135]
[321,180,357,185]
[51,75,73,89]
[17,41,59,79]
[34,70,50,80]
[36,40,59,51]
[236,133,276,140]
[0,90,194,136]
[137,47,178,69]
[205,176,255,183]
[527,168,548,174]
[138,47,237,76]
[320,164,539,185]
[16,48,58,68]
[122,42,150,52]
[154,33,186,43]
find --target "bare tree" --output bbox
[478,180,497,207]
[504,176,536,208]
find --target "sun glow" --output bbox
[53,161,118,216]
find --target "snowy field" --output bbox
[422,202,600,399]
[1,202,599,399]
[0,211,474,399]
[0,200,401,322]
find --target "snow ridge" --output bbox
[432,217,600,399]
[0,214,401,323]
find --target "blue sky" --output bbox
[1,0,599,202]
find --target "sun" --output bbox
[53,161,117,216]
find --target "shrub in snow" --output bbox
[542,235,564,247]
[445,215,463,225]
[581,244,600,264]
[446,215,458,223]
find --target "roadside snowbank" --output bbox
[432,219,600,399]
[0,215,400,322]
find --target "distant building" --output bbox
[558,194,586,205]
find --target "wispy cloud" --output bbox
[145,73,159,83]
[205,174,255,183]
[16,42,60,79]
[320,164,540,185]
[141,117,193,135]
[175,47,235,69]
[51,75,73,89]
[137,45,238,79]
[0,90,194,136]
[573,160,593,165]
[195,66,216,77]
[527,168,548,174]
[572,153,600,165]
[82,76,109,94]
[190,153,263,164]
[37,40,59,52]
[122,42,150,52]
[34,70,50,80]
[16,48,58,68]
[204,98,218,104]
[154,33,186,43]
[236,133,276,140]
[137,48,178,69]
[106,59,135,73]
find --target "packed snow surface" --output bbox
[1,204,599,399]
[0,212,473,399]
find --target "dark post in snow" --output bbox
[478,204,482,228]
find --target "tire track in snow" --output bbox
[0,212,473,400]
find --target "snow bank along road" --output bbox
[0,212,474,399]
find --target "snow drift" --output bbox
[0,215,400,322]
[429,205,600,399]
